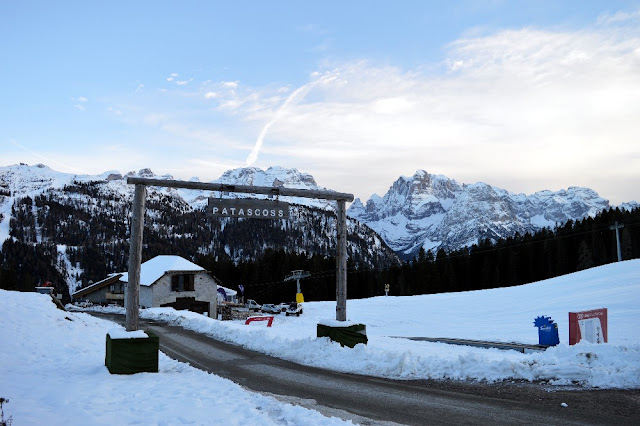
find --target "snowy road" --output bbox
[92,312,638,425]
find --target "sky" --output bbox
[1,260,639,423]
[1,1,639,204]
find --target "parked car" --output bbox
[260,303,280,314]
[285,302,303,316]
[278,302,290,312]
[245,299,262,312]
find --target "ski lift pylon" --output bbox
[284,270,310,303]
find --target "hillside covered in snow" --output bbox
[1,260,638,424]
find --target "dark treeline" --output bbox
[197,250,337,304]
[198,207,640,304]
[0,239,68,299]
[382,206,640,297]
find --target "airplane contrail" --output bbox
[10,139,83,174]
[245,79,322,166]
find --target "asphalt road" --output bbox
[91,313,640,425]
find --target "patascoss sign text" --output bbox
[208,198,290,219]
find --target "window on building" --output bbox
[171,274,195,292]
[109,283,124,294]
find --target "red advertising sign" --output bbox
[568,308,608,345]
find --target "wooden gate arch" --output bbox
[125,177,353,331]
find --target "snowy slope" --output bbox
[348,170,617,258]
[1,260,638,424]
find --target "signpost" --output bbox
[569,308,608,345]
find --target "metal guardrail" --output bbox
[392,336,549,353]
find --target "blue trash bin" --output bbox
[534,316,560,346]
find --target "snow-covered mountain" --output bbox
[348,170,618,259]
[0,163,399,295]
[0,163,331,214]
[1,163,633,285]
[217,166,318,189]
[213,166,335,210]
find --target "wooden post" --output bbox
[211,295,217,320]
[126,184,146,331]
[336,200,347,321]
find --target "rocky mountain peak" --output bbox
[374,170,461,221]
[348,170,615,259]
[217,166,318,189]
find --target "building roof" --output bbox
[72,274,123,298]
[120,255,207,286]
[218,286,238,297]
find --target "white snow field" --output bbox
[1,260,639,424]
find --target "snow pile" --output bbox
[0,291,351,425]
[97,259,639,389]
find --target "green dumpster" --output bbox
[105,329,159,374]
[317,321,367,348]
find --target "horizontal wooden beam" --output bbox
[126,177,354,202]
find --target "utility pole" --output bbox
[609,221,624,262]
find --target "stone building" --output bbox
[72,255,220,317]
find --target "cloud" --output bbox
[232,24,640,202]
[222,81,238,89]
[166,73,193,86]
[99,15,640,204]
[72,96,88,111]
[107,106,123,116]
[199,80,285,115]
[596,9,640,25]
